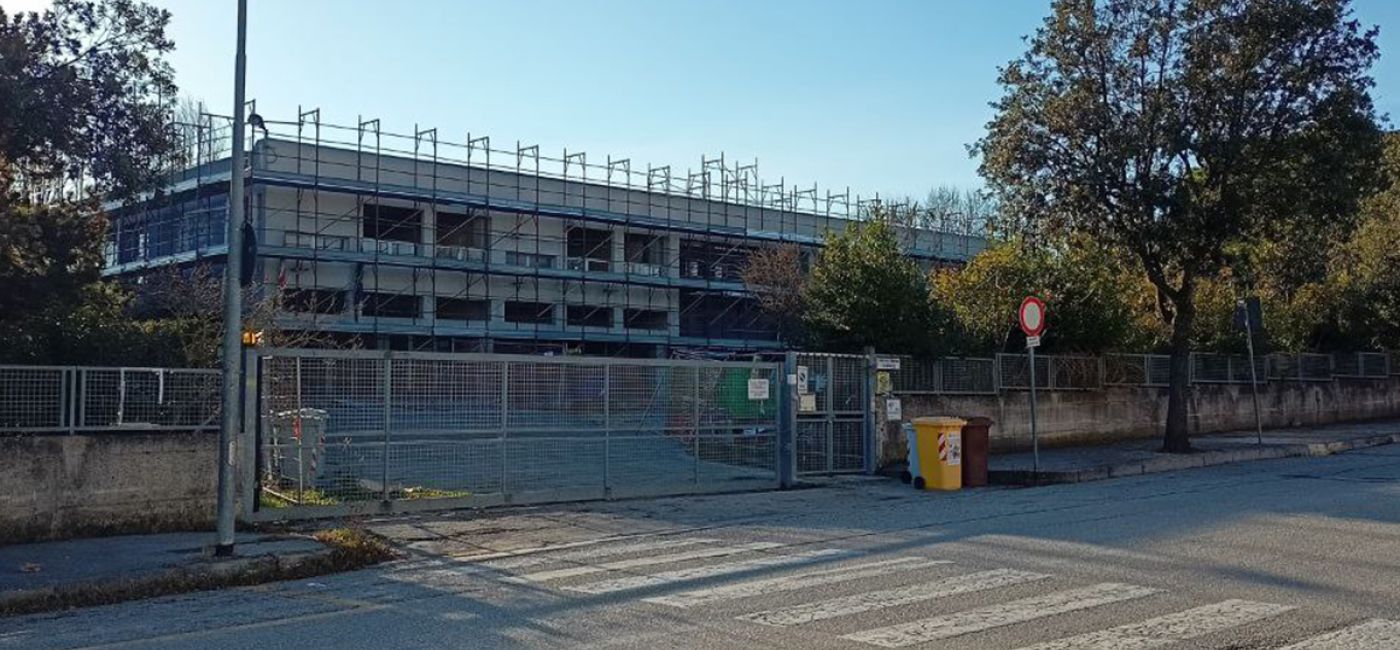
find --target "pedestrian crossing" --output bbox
[453,535,1400,649]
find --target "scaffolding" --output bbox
[106,109,989,357]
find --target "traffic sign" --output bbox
[1025,335,1041,348]
[1019,296,1047,337]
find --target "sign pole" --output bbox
[1028,344,1040,473]
[1242,300,1264,445]
[1018,296,1047,477]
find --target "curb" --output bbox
[0,530,395,618]
[988,433,1400,487]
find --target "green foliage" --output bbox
[974,0,1383,450]
[802,219,942,356]
[1319,133,1400,350]
[0,0,185,366]
[1,0,177,197]
[932,237,1158,354]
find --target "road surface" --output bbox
[3,445,1398,649]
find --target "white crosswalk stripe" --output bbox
[482,538,719,570]
[510,542,783,582]
[843,582,1161,648]
[645,557,953,608]
[564,548,853,594]
[737,568,1050,627]
[1012,599,1295,650]
[1279,619,1400,649]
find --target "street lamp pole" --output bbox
[215,0,248,557]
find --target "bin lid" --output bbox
[912,416,967,426]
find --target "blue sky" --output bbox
[14,0,1400,199]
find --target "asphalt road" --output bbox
[4,445,1399,649]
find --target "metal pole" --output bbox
[215,0,248,557]
[1242,302,1264,445]
[1028,348,1040,474]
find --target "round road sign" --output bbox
[1019,296,1047,337]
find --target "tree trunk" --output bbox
[1162,292,1196,453]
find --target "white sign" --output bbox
[796,366,810,394]
[747,378,770,400]
[1025,335,1041,348]
[876,357,902,371]
[799,394,818,413]
[885,398,902,421]
[939,432,962,466]
[1019,296,1047,337]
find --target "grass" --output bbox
[260,485,472,509]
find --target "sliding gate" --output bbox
[791,352,873,476]
[248,349,782,519]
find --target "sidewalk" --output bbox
[0,530,392,617]
[989,420,1400,485]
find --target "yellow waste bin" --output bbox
[913,417,965,491]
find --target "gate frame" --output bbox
[239,347,785,522]
[785,350,877,480]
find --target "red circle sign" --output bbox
[1019,296,1047,337]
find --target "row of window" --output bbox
[282,289,670,330]
[360,205,667,266]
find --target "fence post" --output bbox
[77,369,87,429]
[62,368,73,435]
[239,348,260,520]
[500,361,509,499]
[381,356,392,502]
[602,364,611,499]
[779,351,797,488]
[693,366,701,486]
[863,347,877,475]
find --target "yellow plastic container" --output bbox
[913,417,966,491]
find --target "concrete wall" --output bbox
[879,378,1400,466]
[0,433,216,544]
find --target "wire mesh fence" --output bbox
[1104,354,1171,387]
[257,350,782,512]
[996,354,1103,390]
[889,349,1399,394]
[0,366,220,433]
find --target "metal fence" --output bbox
[997,354,1103,391]
[890,357,997,395]
[0,366,220,433]
[791,352,870,475]
[253,349,782,516]
[891,350,1399,395]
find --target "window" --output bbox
[625,233,664,265]
[567,305,613,328]
[505,251,556,268]
[504,301,554,325]
[362,203,422,243]
[436,297,489,322]
[361,292,420,319]
[436,210,489,249]
[566,227,613,270]
[624,309,668,330]
[678,239,755,280]
[283,289,345,315]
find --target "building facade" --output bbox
[104,119,986,357]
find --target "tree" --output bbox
[1,0,177,198]
[975,0,1383,452]
[1322,132,1400,350]
[0,0,178,364]
[932,236,1158,354]
[741,244,810,346]
[803,218,941,356]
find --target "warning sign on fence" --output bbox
[939,432,962,466]
[747,378,770,400]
